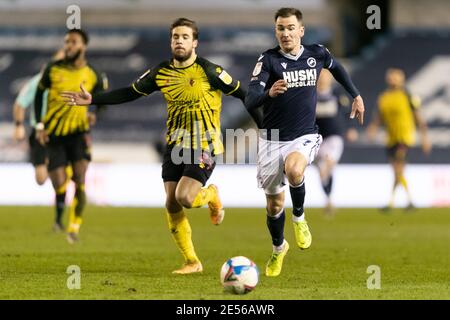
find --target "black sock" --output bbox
[322,175,333,196]
[290,179,305,217]
[55,192,66,224]
[266,209,285,247]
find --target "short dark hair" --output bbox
[274,8,303,22]
[66,28,89,45]
[170,18,198,40]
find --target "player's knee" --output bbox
[35,175,47,185]
[175,190,194,209]
[166,198,182,213]
[72,173,85,185]
[266,199,284,216]
[50,176,66,191]
[34,167,48,185]
[286,167,304,186]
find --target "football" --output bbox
[220,256,259,294]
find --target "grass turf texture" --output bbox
[0,206,448,300]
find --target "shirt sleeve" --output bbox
[131,68,159,96]
[320,45,334,69]
[406,91,421,110]
[15,75,40,109]
[34,63,52,123]
[245,53,271,110]
[38,63,52,90]
[322,45,360,99]
[205,63,242,96]
[92,70,109,94]
[89,69,109,113]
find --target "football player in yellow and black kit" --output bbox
[62,18,261,273]
[35,29,107,243]
[367,68,431,210]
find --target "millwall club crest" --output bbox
[307,57,316,68]
[281,62,287,69]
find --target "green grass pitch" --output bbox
[0,206,448,299]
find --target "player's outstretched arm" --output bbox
[202,59,264,128]
[61,84,142,106]
[12,103,26,141]
[61,84,92,105]
[328,60,364,125]
[226,85,263,128]
[13,78,36,140]
[34,84,50,145]
[245,53,278,111]
[350,95,365,125]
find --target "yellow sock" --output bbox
[67,184,86,234]
[67,221,81,233]
[56,180,68,195]
[67,205,82,233]
[166,210,199,264]
[65,166,73,182]
[398,175,412,202]
[67,196,79,233]
[191,186,214,208]
[399,175,408,190]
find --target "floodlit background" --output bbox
[0,0,449,207]
[0,0,449,302]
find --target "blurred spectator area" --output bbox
[0,0,449,163]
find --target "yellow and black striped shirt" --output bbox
[37,60,107,136]
[377,89,420,147]
[132,56,241,155]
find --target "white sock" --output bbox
[267,207,284,220]
[273,240,286,253]
[292,213,305,223]
[289,177,305,188]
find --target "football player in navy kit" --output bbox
[245,8,365,277]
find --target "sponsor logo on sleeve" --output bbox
[218,70,233,85]
[252,62,263,76]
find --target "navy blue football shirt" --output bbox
[245,44,359,141]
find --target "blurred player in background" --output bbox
[245,8,364,277]
[12,50,65,187]
[34,29,107,243]
[61,18,261,274]
[367,68,431,211]
[314,69,359,215]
